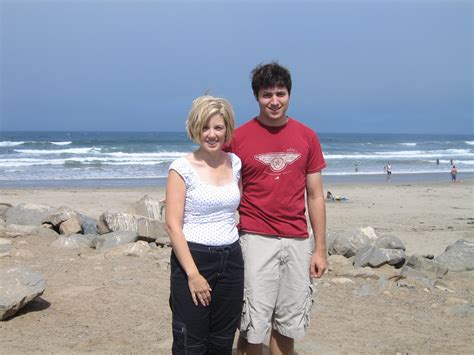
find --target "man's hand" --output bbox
[310,250,327,278]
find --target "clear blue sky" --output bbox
[1,0,472,134]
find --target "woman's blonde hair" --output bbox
[186,95,235,144]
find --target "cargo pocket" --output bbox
[172,320,188,354]
[303,284,314,329]
[240,288,251,337]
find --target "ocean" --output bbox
[1,131,473,187]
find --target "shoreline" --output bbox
[1,171,472,189]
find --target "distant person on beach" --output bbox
[451,165,458,182]
[165,95,243,354]
[326,191,334,200]
[225,62,327,354]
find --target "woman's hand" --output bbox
[188,272,212,306]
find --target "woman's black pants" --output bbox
[170,240,244,355]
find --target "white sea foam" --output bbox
[399,143,417,146]
[14,148,100,155]
[50,141,72,146]
[325,149,474,160]
[0,141,25,147]
[465,141,474,146]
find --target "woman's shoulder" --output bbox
[169,155,192,173]
[227,152,241,166]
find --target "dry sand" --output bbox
[0,180,473,354]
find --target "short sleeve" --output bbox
[229,152,242,181]
[306,132,326,174]
[169,158,191,185]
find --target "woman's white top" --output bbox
[169,152,241,246]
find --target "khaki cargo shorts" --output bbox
[239,232,315,344]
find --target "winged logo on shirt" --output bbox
[254,152,301,172]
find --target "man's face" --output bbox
[256,86,290,126]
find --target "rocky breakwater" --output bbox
[0,195,171,320]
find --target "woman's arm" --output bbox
[165,170,212,306]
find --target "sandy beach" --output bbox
[1,180,473,354]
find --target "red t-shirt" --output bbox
[225,117,326,238]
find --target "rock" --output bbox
[331,277,355,285]
[446,297,469,306]
[401,255,448,280]
[0,266,47,320]
[0,203,12,220]
[435,239,474,272]
[78,213,97,235]
[353,245,405,268]
[50,234,97,250]
[96,231,138,251]
[126,195,162,220]
[328,227,379,257]
[104,241,152,258]
[42,206,79,227]
[99,212,168,241]
[59,217,82,235]
[375,235,406,250]
[5,204,55,226]
[4,224,59,238]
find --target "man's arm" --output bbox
[306,172,327,278]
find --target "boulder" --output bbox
[104,241,152,258]
[0,203,12,220]
[5,204,55,226]
[42,206,78,227]
[99,212,168,241]
[0,266,47,320]
[328,227,379,257]
[50,234,98,250]
[126,195,162,220]
[374,235,406,250]
[399,255,448,287]
[435,239,474,272]
[59,217,82,235]
[95,231,138,251]
[353,245,405,268]
[4,224,59,239]
[78,213,97,235]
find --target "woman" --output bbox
[165,95,243,354]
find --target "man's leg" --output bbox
[237,233,283,354]
[237,335,263,355]
[269,329,294,355]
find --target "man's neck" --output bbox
[256,115,289,127]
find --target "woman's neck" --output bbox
[193,148,226,168]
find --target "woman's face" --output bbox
[199,114,226,153]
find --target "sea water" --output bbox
[1,131,473,187]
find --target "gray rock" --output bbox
[5,204,55,226]
[126,195,162,220]
[353,245,405,268]
[78,213,97,235]
[402,255,448,279]
[374,235,406,250]
[96,230,138,251]
[104,240,152,258]
[4,224,59,238]
[328,227,379,257]
[42,206,78,227]
[50,234,97,250]
[0,266,47,320]
[0,203,12,220]
[99,212,168,241]
[59,217,82,235]
[435,239,474,272]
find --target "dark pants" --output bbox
[170,240,244,355]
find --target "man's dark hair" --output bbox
[251,62,292,97]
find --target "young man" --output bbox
[226,62,327,354]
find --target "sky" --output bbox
[0,0,472,134]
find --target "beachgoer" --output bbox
[451,165,458,182]
[225,62,327,354]
[387,162,392,176]
[326,191,335,201]
[165,95,244,354]
[436,158,439,165]
[355,163,359,172]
